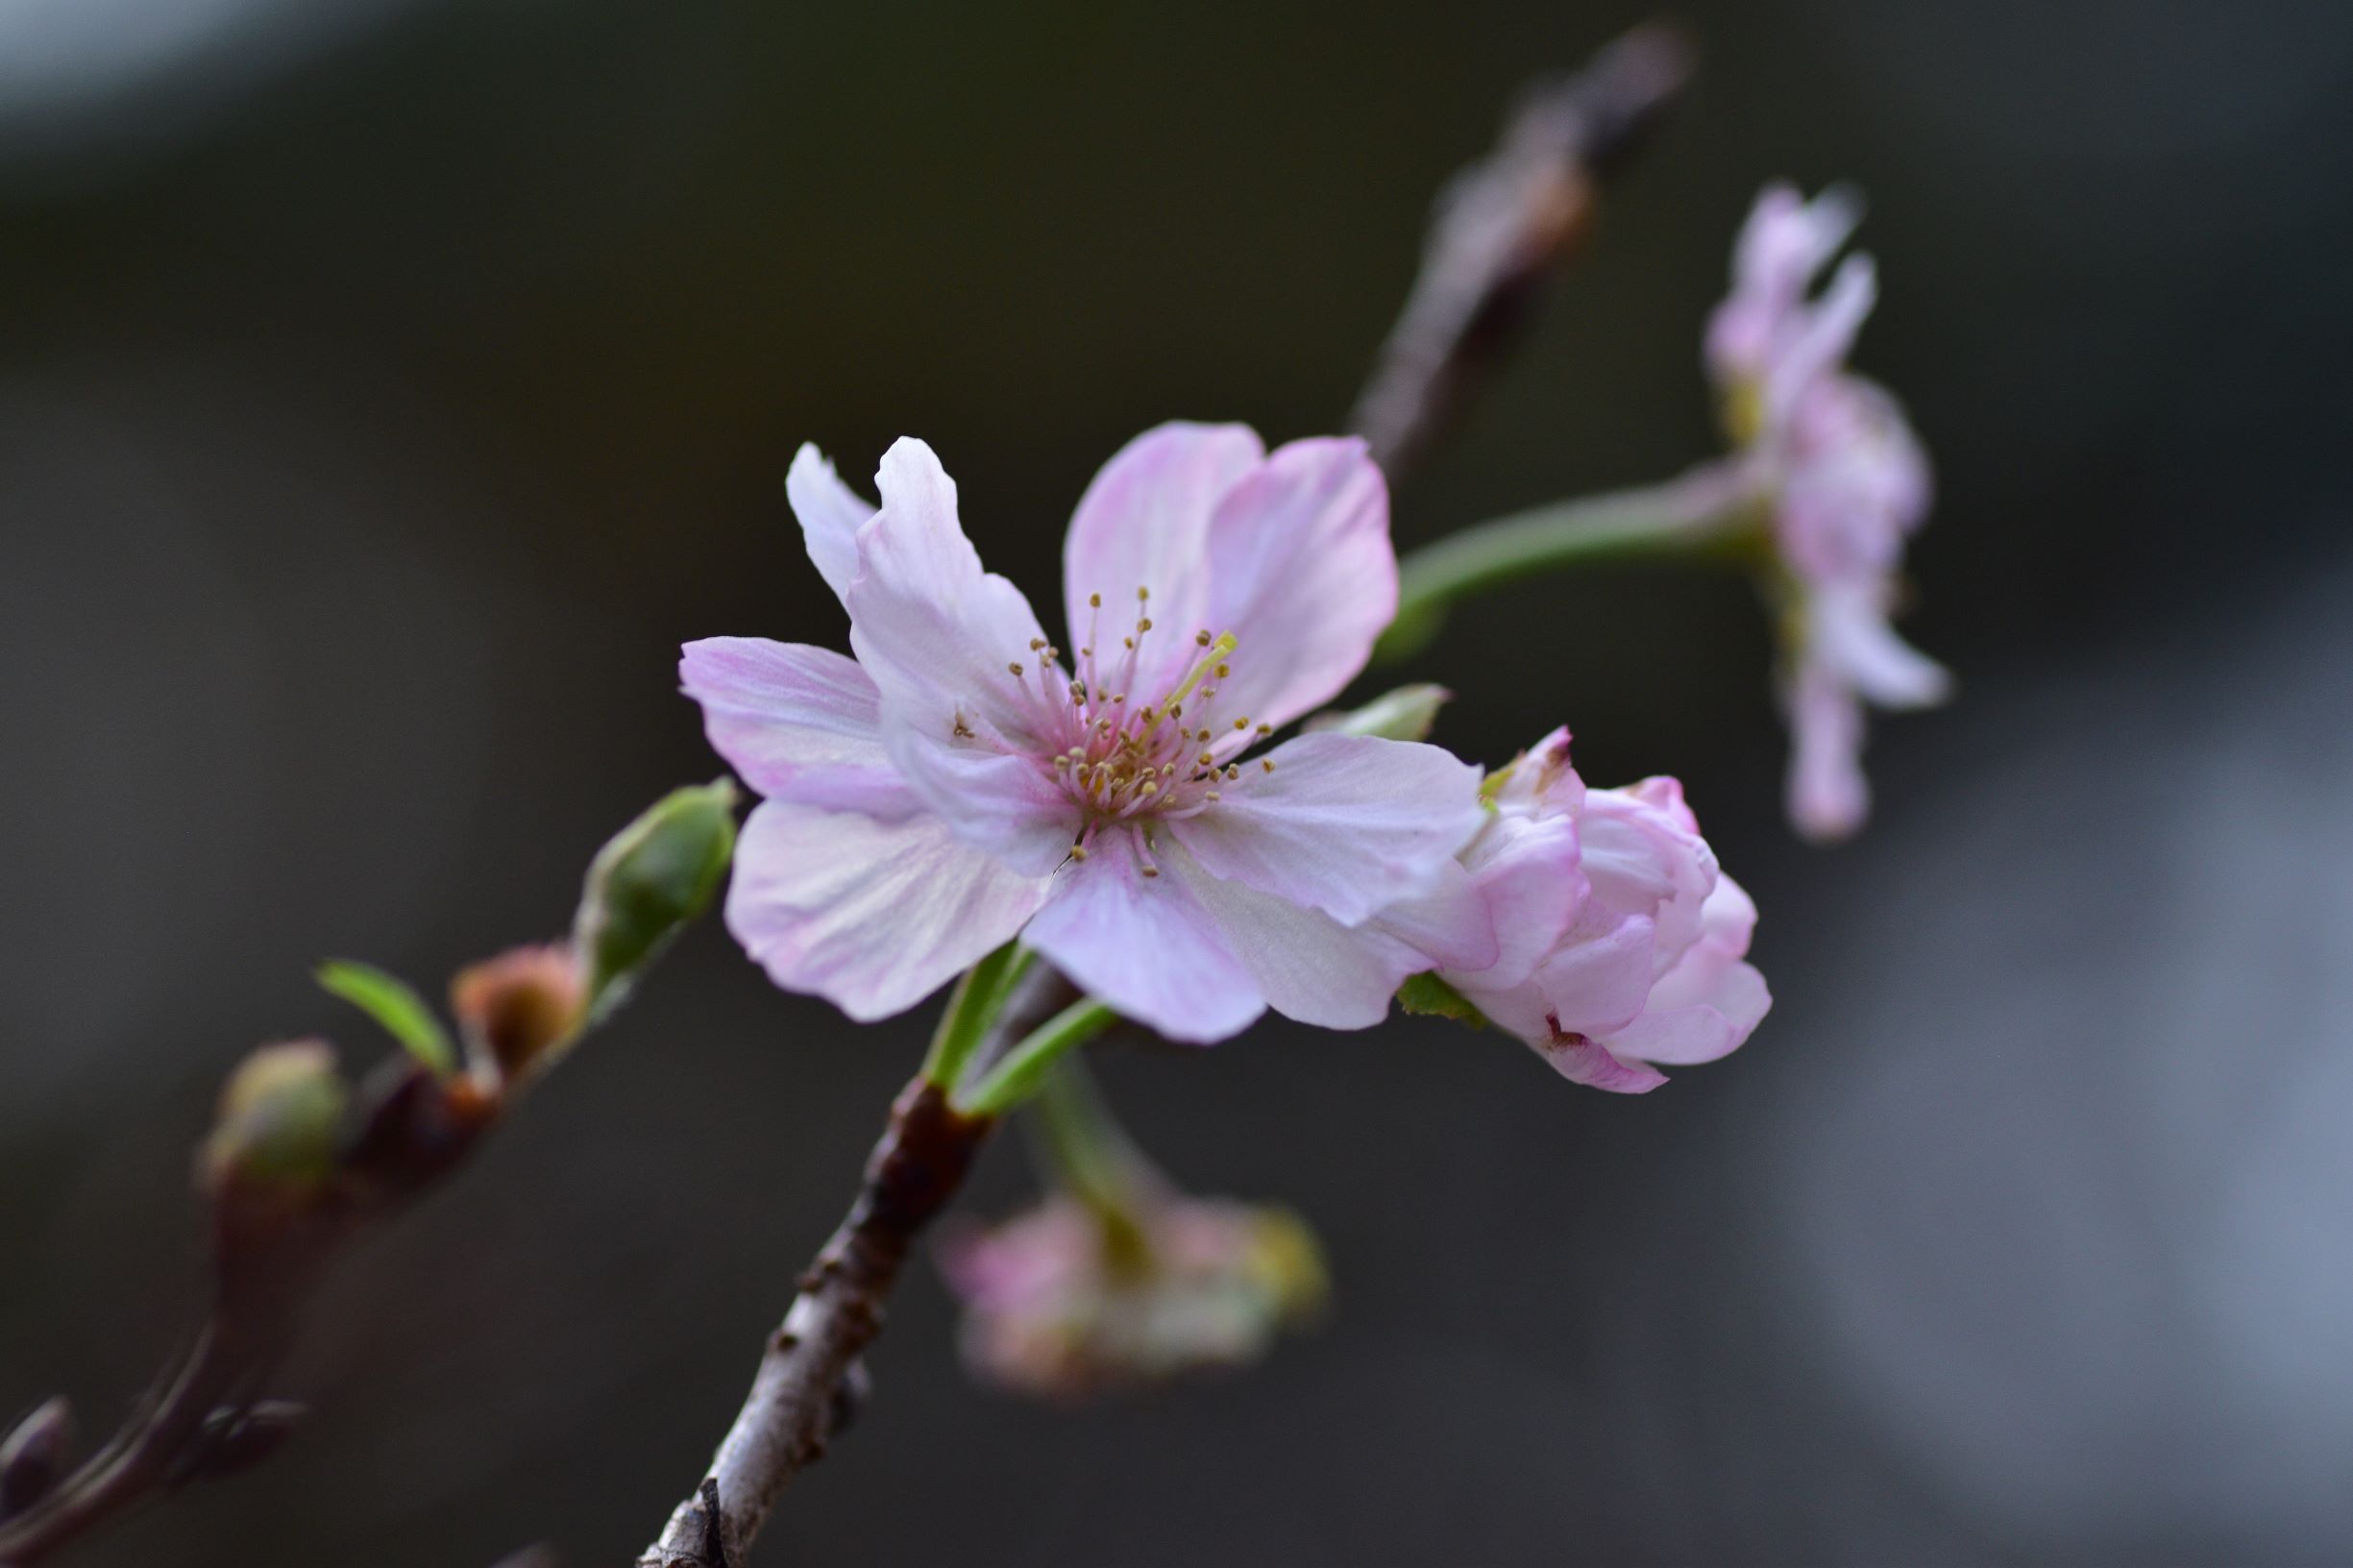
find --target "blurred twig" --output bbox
[1348,22,1693,474]
[635,967,1073,1568]
[0,786,734,1567]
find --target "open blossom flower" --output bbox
[1708,182,1949,841]
[941,1191,1325,1401]
[1395,728,1770,1092]
[682,425,1490,1043]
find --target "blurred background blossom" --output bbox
[2,0,2349,1563]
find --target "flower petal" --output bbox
[725,799,1049,1022]
[844,438,1080,870]
[1196,437,1396,731]
[787,443,876,606]
[1021,835,1265,1044]
[1164,837,1430,1030]
[1167,732,1483,925]
[679,637,919,818]
[1532,1032,1668,1094]
[1813,582,1951,709]
[1061,423,1263,699]
[1785,655,1871,843]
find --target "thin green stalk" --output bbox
[1029,1058,1155,1217]
[953,997,1118,1116]
[1377,460,1764,662]
[920,942,1036,1090]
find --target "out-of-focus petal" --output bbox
[1022,838,1264,1044]
[786,443,876,606]
[1167,732,1483,925]
[1061,423,1263,699]
[1786,657,1872,843]
[1814,583,1951,709]
[680,637,919,818]
[725,799,1049,1022]
[1196,437,1395,731]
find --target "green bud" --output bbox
[1303,684,1451,743]
[200,1041,348,1196]
[574,780,738,1017]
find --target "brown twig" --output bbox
[1348,22,1693,474]
[635,967,1073,1568]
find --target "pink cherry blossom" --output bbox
[682,425,1488,1043]
[940,1191,1325,1401]
[1710,182,1949,842]
[1393,728,1770,1092]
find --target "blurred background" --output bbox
[3,0,2348,1563]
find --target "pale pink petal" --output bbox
[1372,856,1501,974]
[1602,957,1771,1066]
[1786,658,1870,842]
[1762,253,1876,427]
[1196,438,1396,731]
[725,799,1049,1022]
[844,439,1078,868]
[1813,583,1951,709]
[786,443,875,605]
[1580,785,1716,969]
[1532,1032,1668,1094]
[679,637,919,818]
[1455,811,1585,989]
[844,438,1056,749]
[1164,838,1432,1030]
[1022,836,1265,1044]
[1487,726,1583,821]
[1165,732,1483,924]
[1060,423,1264,699]
[1526,909,1659,1038]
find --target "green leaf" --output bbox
[1396,972,1488,1028]
[316,961,455,1076]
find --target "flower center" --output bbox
[997,584,1278,863]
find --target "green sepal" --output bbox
[1397,972,1488,1028]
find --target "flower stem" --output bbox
[1029,1058,1156,1218]
[954,997,1119,1116]
[920,942,1036,1090]
[1377,459,1764,661]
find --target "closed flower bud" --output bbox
[0,1398,72,1520]
[200,1041,348,1198]
[452,943,587,1084]
[1303,683,1452,743]
[573,781,737,1017]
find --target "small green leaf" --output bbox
[1397,973,1488,1028]
[316,961,455,1076]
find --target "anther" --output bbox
[1137,586,1150,601]
[1261,759,1274,772]
[1198,752,1215,767]
[1215,663,1230,677]
[1138,617,1153,632]
[1069,845,1090,861]
[1090,593,1103,607]
[1123,637,1135,649]
[1226,765,1241,780]
[1233,717,1248,731]
[1255,723,1271,736]
[1206,790,1221,801]
[1029,638,1046,651]
[1141,866,1160,878]
[1195,629,1213,647]
[1009,662,1024,676]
